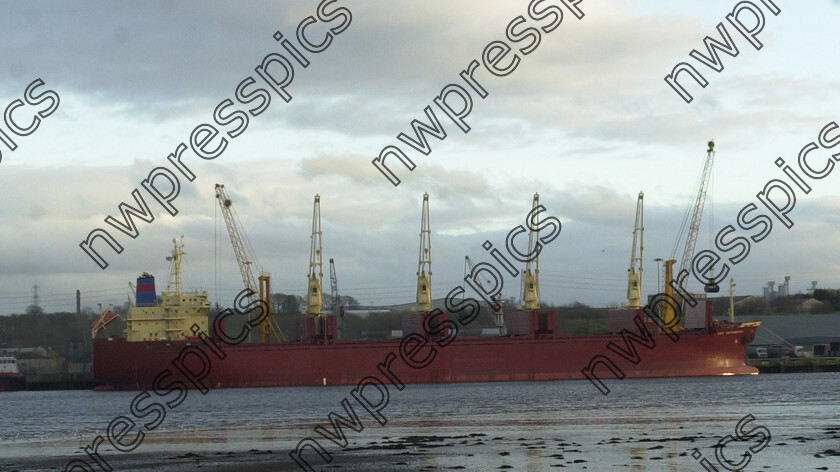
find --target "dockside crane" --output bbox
[91,306,123,338]
[414,193,433,312]
[306,194,325,317]
[464,256,507,335]
[329,258,345,340]
[672,140,719,294]
[521,193,541,310]
[214,184,286,343]
[622,192,644,309]
[328,258,345,317]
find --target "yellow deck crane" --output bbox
[214,184,286,343]
[662,258,678,327]
[622,192,644,309]
[306,194,325,317]
[521,193,541,310]
[413,193,433,312]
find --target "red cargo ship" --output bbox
[92,191,760,391]
[93,317,758,390]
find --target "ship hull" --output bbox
[0,373,26,392]
[93,324,758,390]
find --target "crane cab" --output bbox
[704,279,720,293]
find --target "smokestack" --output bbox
[76,290,81,315]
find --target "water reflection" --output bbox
[631,445,646,470]
[526,442,543,471]
[1,373,839,471]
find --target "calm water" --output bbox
[1,373,839,470]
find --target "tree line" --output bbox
[3,289,837,358]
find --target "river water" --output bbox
[1,372,838,471]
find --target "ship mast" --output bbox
[622,192,644,308]
[306,194,325,316]
[413,193,433,312]
[522,193,540,310]
[729,278,736,322]
[166,236,185,295]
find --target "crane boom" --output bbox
[328,258,344,317]
[522,193,540,310]
[306,194,325,316]
[465,256,507,335]
[676,140,717,293]
[214,184,286,342]
[623,192,644,308]
[215,184,258,297]
[414,193,433,312]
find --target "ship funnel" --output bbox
[136,273,157,306]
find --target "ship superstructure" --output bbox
[107,237,210,342]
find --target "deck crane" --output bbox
[672,140,719,294]
[328,258,345,317]
[464,256,507,335]
[214,184,286,343]
[622,192,644,309]
[306,194,325,317]
[521,193,541,310]
[413,193,433,312]
[328,258,345,340]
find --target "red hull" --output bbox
[0,373,26,392]
[93,323,758,390]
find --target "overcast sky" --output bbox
[1,0,839,315]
